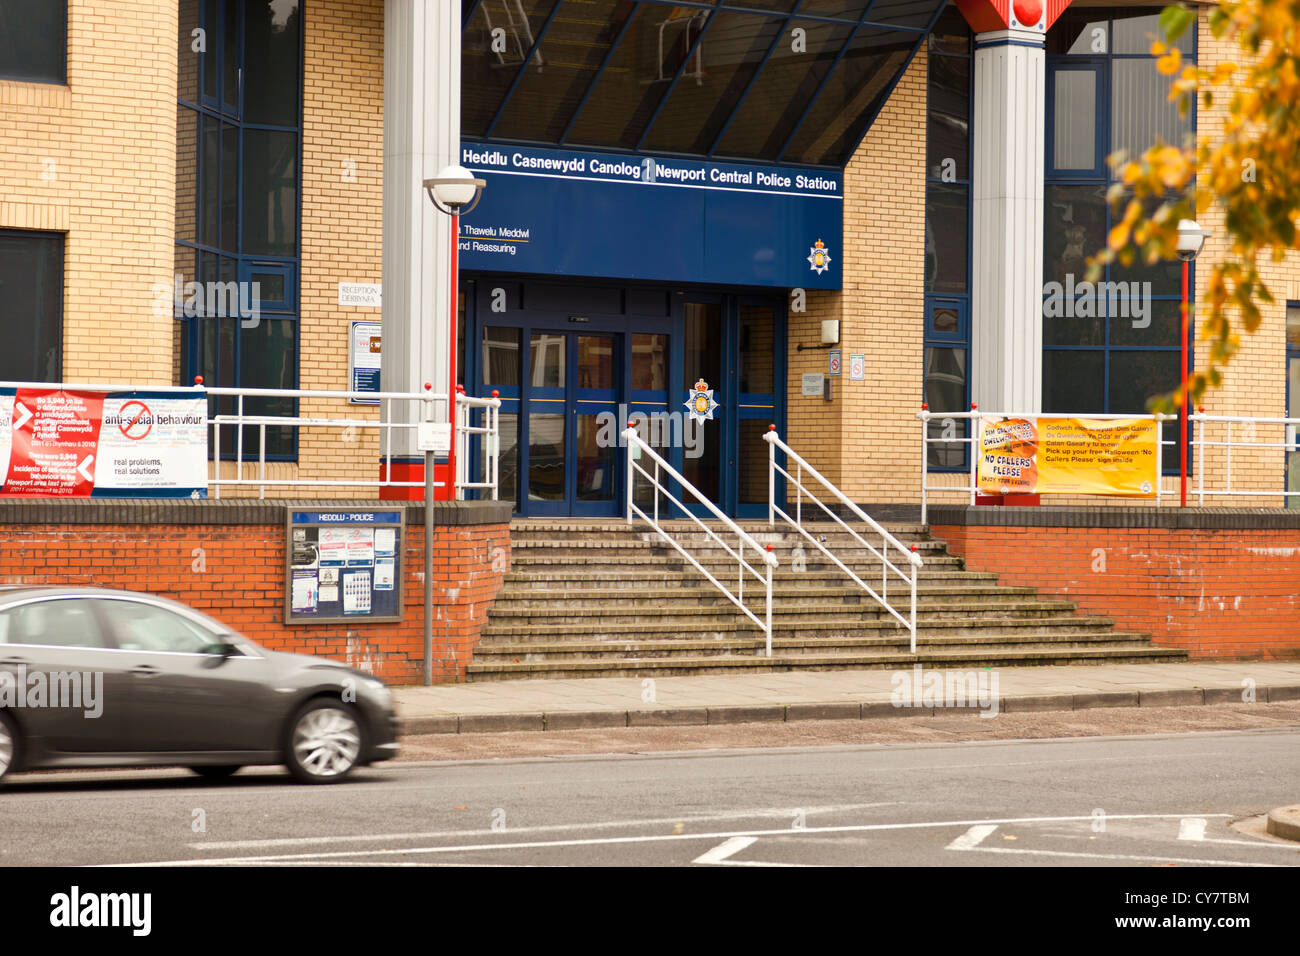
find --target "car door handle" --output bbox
[129,664,161,678]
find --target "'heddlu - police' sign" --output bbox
[459,144,843,290]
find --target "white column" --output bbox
[970,27,1044,414]
[383,0,460,455]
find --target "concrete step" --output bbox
[480,615,1120,641]
[481,601,1082,626]
[502,569,1000,587]
[465,646,1189,680]
[489,584,1040,608]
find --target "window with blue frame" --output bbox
[176,0,301,459]
[1043,8,1194,468]
[0,230,63,382]
[923,4,971,470]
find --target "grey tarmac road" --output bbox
[2,725,1299,868]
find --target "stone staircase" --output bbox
[468,519,1187,680]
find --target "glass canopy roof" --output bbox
[462,0,948,168]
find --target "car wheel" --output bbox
[0,712,17,784]
[189,765,243,781]
[285,699,363,784]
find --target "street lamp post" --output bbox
[423,165,486,501]
[1176,219,1209,508]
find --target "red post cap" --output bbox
[423,382,432,391]
[766,544,773,551]
[456,384,465,394]
[193,375,204,386]
[970,402,979,410]
[491,389,499,398]
[921,402,929,411]
[768,424,776,431]
[911,544,917,551]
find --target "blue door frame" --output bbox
[465,277,785,518]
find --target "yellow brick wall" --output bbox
[0,0,177,385]
[785,48,928,505]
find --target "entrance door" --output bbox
[524,330,621,517]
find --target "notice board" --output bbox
[285,508,404,623]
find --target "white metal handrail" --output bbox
[623,426,777,656]
[765,428,923,652]
[917,408,1174,523]
[1192,413,1300,505]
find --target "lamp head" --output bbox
[424,164,486,214]
[1176,219,1208,261]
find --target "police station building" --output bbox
[5,0,1299,515]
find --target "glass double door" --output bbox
[474,288,783,518]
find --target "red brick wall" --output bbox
[0,522,510,684]
[932,524,1300,660]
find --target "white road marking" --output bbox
[111,812,1231,867]
[946,824,998,850]
[187,803,900,851]
[1178,817,1208,841]
[693,837,758,865]
[947,845,1278,867]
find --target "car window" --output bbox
[0,599,107,648]
[98,600,221,654]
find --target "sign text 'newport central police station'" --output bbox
[459,144,843,290]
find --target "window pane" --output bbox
[738,418,771,504]
[242,130,299,257]
[576,414,615,501]
[927,53,969,180]
[1108,349,1178,413]
[462,0,562,138]
[925,182,968,294]
[0,0,66,83]
[492,0,638,143]
[201,115,220,247]
[221,122,238,252]
[1052,69,1097,171]
[576,335,614,390]
[100,600,218,653]
[203,0,217,99]
[927,5,971,55]
[1043,349,1104,413]
[1046,9,1109,55]
[1111,58,1193,169]
[530,332,565,387]
[631,333,667,390]
[179,0,200,102]
[0,231,63,382]
[495,411,521,509]
[222,0,239,110]
[1108,196,1183,295]
[796,0,868,17]
[1044,184,1106,287]
[482,327,521,386]
[1288,305,1300,348]
[783,28,916,166]
[244,0,301,127]
[529,413,566,500]
[175,108,198,245]
[642,12,785,154]
[924,346,967,468]
[713,18,853,159]
[1113,10,1191,56]
[566,4,706,150]
[3,600,103,648]
[239,318,297,457]
[1109,297,1182,347]
[739,305,775,393]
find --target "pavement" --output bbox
[391,660,1300,735]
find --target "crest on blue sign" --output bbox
[807,238,832,275]
[684,379,719,424]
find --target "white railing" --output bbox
[208,385,501,500]
[623,426,778,656]
[917,407,1300,519]
[765,428,923,652]
[1192,414,1300,505]
[0,378,500,501]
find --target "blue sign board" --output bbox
[459,144,843,289]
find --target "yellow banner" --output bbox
[977,417,1158,497]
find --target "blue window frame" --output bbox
[176,0,303,460]
[923,3,971,471]
[1043,7,1196,473]
[0,0,66,84]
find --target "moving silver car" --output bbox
[0,586,398,784]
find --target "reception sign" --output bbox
[0,388,207,498]
[977,416,1159,497]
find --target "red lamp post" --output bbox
[1176,219,1208,507]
